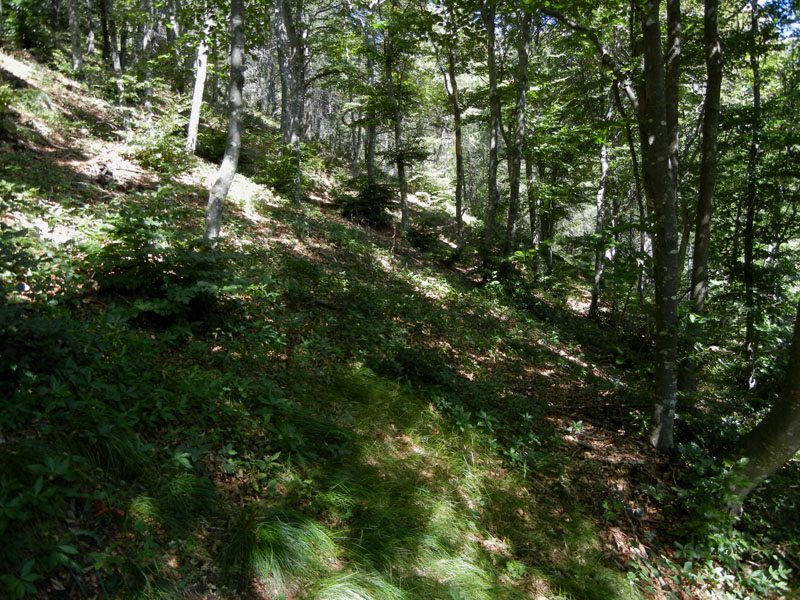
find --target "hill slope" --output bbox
[1,50,794,600]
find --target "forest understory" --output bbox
[1,45,798,600]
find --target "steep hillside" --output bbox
[1,50,795,600]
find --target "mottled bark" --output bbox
[204,0,245,247]
[638,0,680,452]
[665,0,681,201]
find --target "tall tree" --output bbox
[543,0,681,450]
[588,98,615,320]
[204,0,245,247]
[501,7,532,261]
[481,0,500,262]
[186,11,213,154]
[280,0,306,205]
[68,0,84,72]
[383,0,410,231]
[680,0,723,395]
[743,0,761,388]
[430,0,468,246]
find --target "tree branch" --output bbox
[541,6,640,113]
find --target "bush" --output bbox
[405,211,450,252]
[85,206,240,322]
[125,111,194,174]
[335,176,396,227]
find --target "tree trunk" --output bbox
[104,0,123,101]
[446,47,464,247]
[186,15,212,154]
[502,10,531,261]
[680,0,722,395]
[68,0,83,72]
[526,156,540,277]
[612,82,648,301]
[98,0,110,61]
[119,25,128,71]
[639,0,680,452]
[139,0,155,113]
[384,1,409,232]
[280,0,306,205]
[365,50,376,185]
[539,162,554,273]
[727,297,800,514]
[204,0,245,247]
[85,0,96,55]
[743,0,760,388]
[588,104,614,319]
[665,0,681,204]
[275,4,291,143]
[481,1,500,262]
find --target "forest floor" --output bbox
[1,49,797,600]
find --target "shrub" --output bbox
[335,176,396,227]
[125,111,194,174]
[85,207,240,322]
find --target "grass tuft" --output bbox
[218,507,339,592]
[310,572,408,600]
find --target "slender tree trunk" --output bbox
[119,25,128,71]
[204,0,245,247]
[482,1,500,262]
[275,5,291,143]
[539,162,555,273]
[139,0,155,113]
[384,1,409,231]
[98,0,110,61]
[365,51,376,184]
[502,10,531,261]
[280,0,306,205]
[447,48,464,246]
[186,15,212,154]
[638,0,681,452]
[68,0,84,72]
[680,0,722,395]
[744,0,761,388]
[727,297,800,514]
[104,0,123,101]
[85,0,96,55]
[612,82,648,300]
[589,104,614,319]
[666,0,681,226]
[526,156,540,277]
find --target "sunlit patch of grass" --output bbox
[217,507,339,593]
[310,571,408,600]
